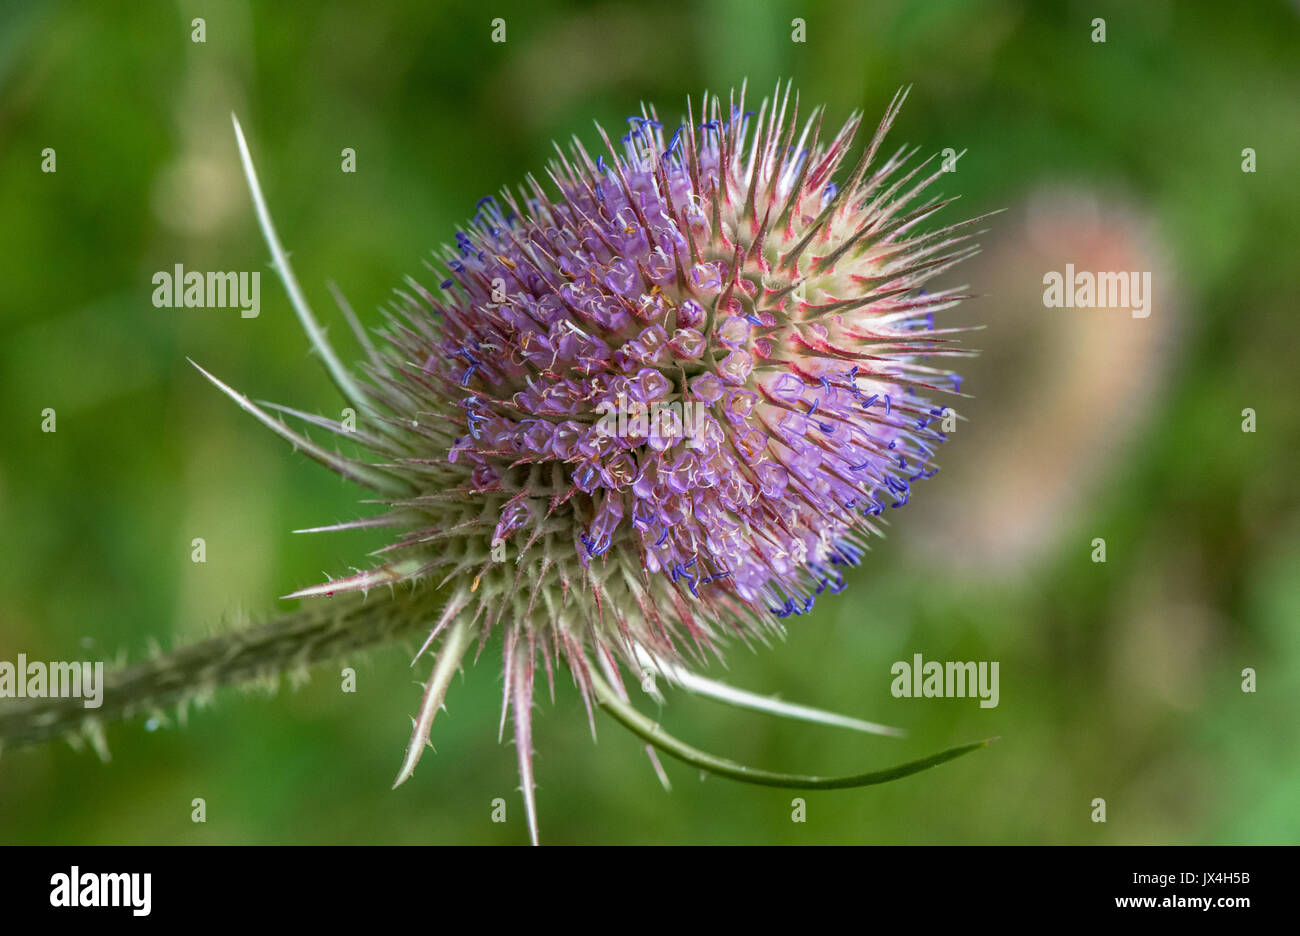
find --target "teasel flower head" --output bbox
[0,83,994,844]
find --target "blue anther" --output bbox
[666,127,684,159]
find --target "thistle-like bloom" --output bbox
[0,84,992,844]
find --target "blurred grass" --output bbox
[0,0,1297,844]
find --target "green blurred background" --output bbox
[1,0,1298,844]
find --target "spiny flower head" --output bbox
[361,84,977,640]
[198,83,988,843]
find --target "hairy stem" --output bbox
[0,592,425,752]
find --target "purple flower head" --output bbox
[420,86,976,626]
[188,85,989,843]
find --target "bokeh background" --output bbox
[1,0,1298,844]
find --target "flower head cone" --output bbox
[0,83,995,844]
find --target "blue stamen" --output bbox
[666,127,683,159]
